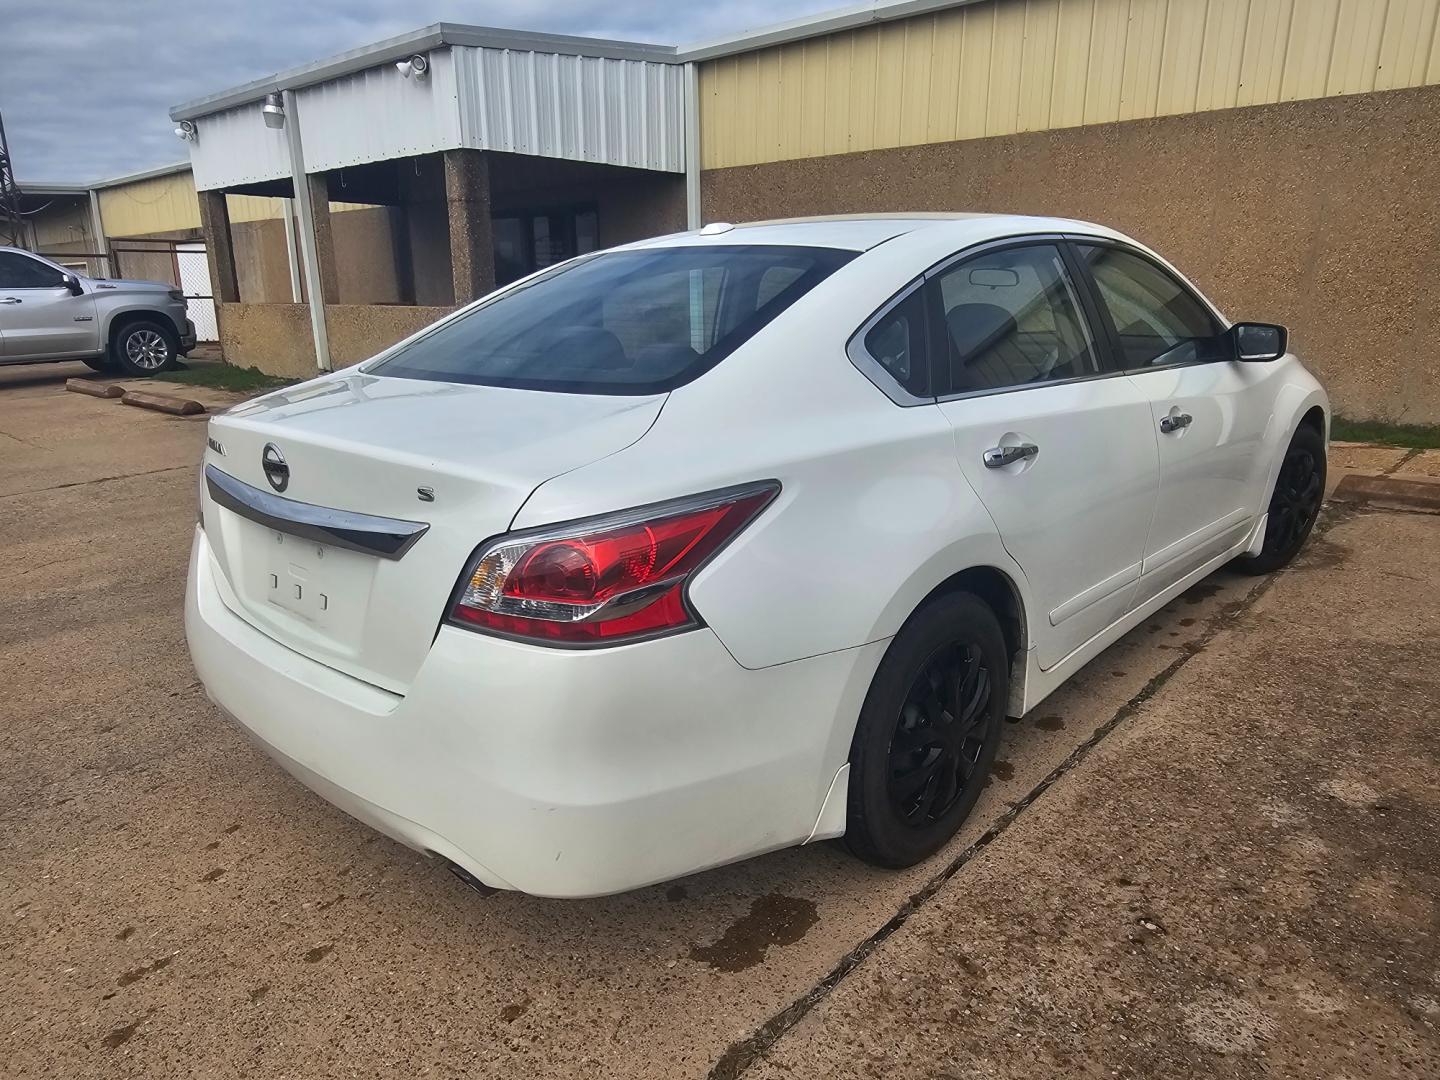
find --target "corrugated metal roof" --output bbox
[456,48,685,171]
[187,102,292,191]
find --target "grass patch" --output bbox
[156,362,298,394]
[1331,416,1440,451]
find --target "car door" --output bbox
[0,251,98,359]
[931,240,1160,671]
[1070,241,1272,602]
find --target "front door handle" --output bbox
[983,442,1039,469]
[0,297,21,305]
[1159,412,1192,434]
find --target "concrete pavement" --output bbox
[2,359,1436,1078]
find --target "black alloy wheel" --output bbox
[889,641,991,827]
[845,591,1007,868]
[1234,423,1327,575]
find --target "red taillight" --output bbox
[448,483,778,644]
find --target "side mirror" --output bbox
[1231,322,1287,362]
[62,274,84,296]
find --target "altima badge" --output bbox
[261,443,290,493]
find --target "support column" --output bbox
[684,62,701,230]
[87,188,113,279]
[281,197,303,302]
[282,88,331,371]
[197,189,240,304]
[305,173,339,305]
[443,148,494,304]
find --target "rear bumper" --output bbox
[179,318,196,352]
[185,527,878,897]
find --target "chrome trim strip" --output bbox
[204,464,429,560]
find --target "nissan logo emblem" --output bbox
[261,443,290,493]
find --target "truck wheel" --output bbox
[112,320,178,376]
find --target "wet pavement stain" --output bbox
[200,868,225,882]
[116,954,172,987]
[992,760,1015,781]
[302,943,334,963]
[689,894,818,973]
[665,885,688,902]
[1179,617,1196,627]
[1181,582,1223,605]
[1300,537,1352,571]
[248,984,269,1002]
[223,823,242,834]
[102,1015,145,1050]
[1035,714,1066,731]
[114,926,134,942]
[499,994,532,1022]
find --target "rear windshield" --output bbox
[369,244,855,395]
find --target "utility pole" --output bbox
[0,107,25,247]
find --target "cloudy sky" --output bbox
[1,0,840,183]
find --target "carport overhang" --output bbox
[170,23,698,374]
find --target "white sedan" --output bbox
[186,214,1328,897]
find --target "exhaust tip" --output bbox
[439,856,497,897]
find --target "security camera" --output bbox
[395,53,429,79]
[174,120,197,142]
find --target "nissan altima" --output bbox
[186,214,1329,897]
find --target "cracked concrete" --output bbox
[3,360,1436,1079]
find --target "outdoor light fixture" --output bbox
[174,120,197,142]
[261,92,286,129]
[395,54,430,79]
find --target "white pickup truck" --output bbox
[0,245,196,376]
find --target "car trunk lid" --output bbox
[200,373,665,693]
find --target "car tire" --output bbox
[111,319,178,376]
[844,591,1008,869]
[1232,423,1326,576]
[81,356,118,373]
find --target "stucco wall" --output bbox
[327,304,454,368]
[217,302,453,379]
[701,84,1440,425]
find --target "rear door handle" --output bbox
[1159,412,1192,434]
[0,297,21,304]
[983,442,1039,469]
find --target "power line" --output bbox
[0,107,26,246]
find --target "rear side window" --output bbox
[862,288,930,397]
[930,244,1097,396]
[1075,244,1226,368]
[370,245,855,395]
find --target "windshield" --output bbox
[369,244,855,395]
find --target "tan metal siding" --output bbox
[699,0,1440,168]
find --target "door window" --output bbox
[930,244,1097,396]
[0,252,66,289]
[1075,245,1226,368]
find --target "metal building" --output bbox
[169,0,1440,421]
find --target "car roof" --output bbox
[623,213,1126,253]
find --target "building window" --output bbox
[493,206,599,287]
